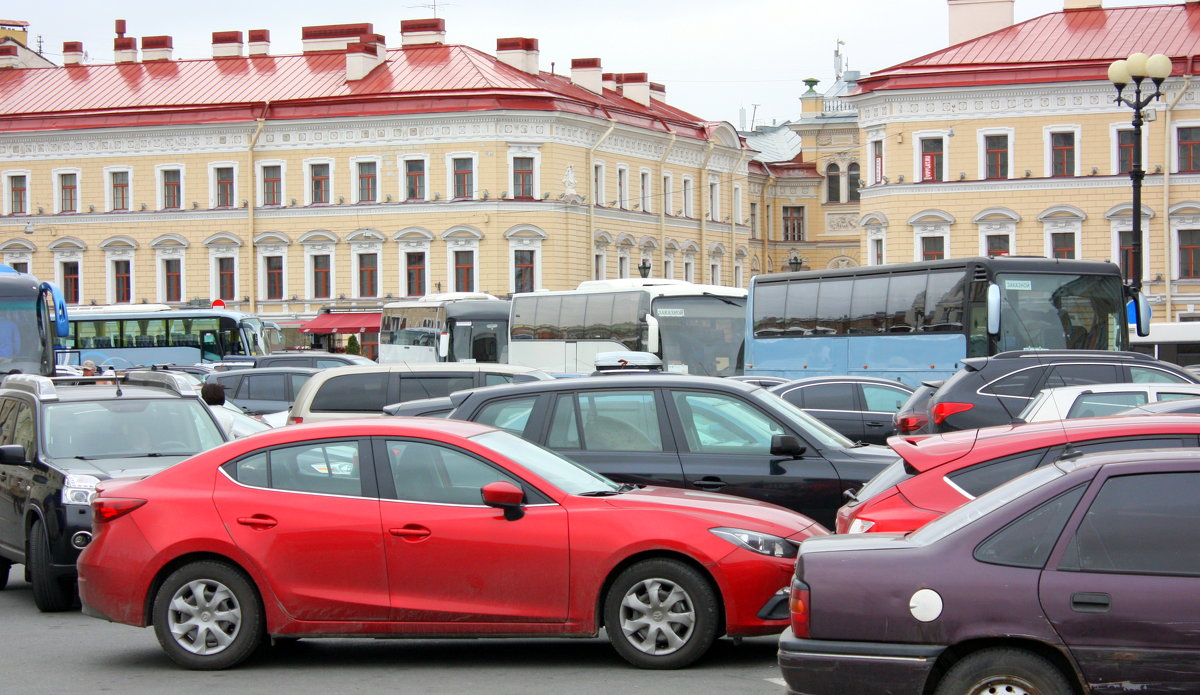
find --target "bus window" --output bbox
[924,271,965,332]
[784,279,817,335]
[561,295,587,339]
[585,294,614,340]
[815,277,853,335]
[848,275,889,334]
[534,295,563,340]
[752,282,786,338]
[885,272,927,332]
[611,293,643,349]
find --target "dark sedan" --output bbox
[205,367,317,415]
[440,374,897,528]
[769,376,912,445]
[779,448,1200,695]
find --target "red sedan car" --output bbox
[836,414,1200,534]
[78,418,825,670]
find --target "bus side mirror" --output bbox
[1133,291,1151,338]
[437,332,449,359]
[645,314,660,354]
[986,283,1001,335]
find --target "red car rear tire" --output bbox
[152,560,264,670]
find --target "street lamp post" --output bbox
[1108,52,1173,293]
[637,259,652,278]
[788,255,804,273]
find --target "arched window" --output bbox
[826,163,841,203]
[847,163,861,202]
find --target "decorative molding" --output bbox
[825,212,858,232]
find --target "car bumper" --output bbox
[777,628,944,695]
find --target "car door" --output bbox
[665,389,842,523]
[374,437,569,623]
[212,438,391,621]
[0,397,29,557]
[539,389,687,489]
[859,384,911,444]
[234,372,288,414]
[780,383,864,443]
[1040,467,1200,691]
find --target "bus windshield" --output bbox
[0,295,47,375]
[654,295,746,376]
[449,318,508,363]
[382,328,439,348]
[996,272,1124,352]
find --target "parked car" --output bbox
[726,375,791,388]
[209,401,274,439]
[1018,382,1200,422]
[438,374,898,528]
[1118,396,1200,415]
[204,367,318,415]
[383,396,455,418]
[769,376,913,444]
[892,379,942,435]
[288,363,553,424]
[0,371,227,611]
[909,349,1198,433]
[780,448,1200,695]
[78,418,827,670]
[837,413,1200,534]
[216,351,375,370]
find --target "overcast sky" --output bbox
[16,0,1169,127]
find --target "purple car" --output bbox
[778,448,1200,695]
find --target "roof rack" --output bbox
[1,370,200,399]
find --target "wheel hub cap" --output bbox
[166,578,242,656]
[619,577,696,656]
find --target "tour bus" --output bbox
[1129,321,1200,367]
[378,293,510,364]
[0,265,68,376]
[746,256,1146,386]
[56,304,276,368]
[508,279,747,375]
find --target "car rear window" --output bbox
[853,458,915,503]
[946,450,1047,498]
[310,373,388,412]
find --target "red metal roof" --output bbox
[855,3,1200,95]
[299,311,381,334]
[0,42,709,138]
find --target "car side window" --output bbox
[310,374,388,412]
[945,450,1047,498]
[316,358,350,368]
[1044,363,1120,389]
[671,390,784,454]
[575,390,664,452]
[1065,391,1147,418]
[473,397,538,435]
[11,401,35,458]
[800,383,855,411]
[272,358,311,368]
[1059,472,1200,576]
[248,442,363,496]
[240,374,287,401]
[0,398,18,446]
[1130,366,1190,384]
[228,452,268,488]
[546,394,581,448]
[290,374,312,396]
[399,376,475,401]
[983,368,1044,397]
[385,439,520,505]
[861,385,910,413]
[974,483,1086,569]
[1071,437,1186,456]
[484,373,515,386]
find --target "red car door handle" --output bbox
[236,515,278,529]
[389,526,431,539]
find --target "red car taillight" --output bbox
[288,416,303,425]
[92,498,146,524]
[789,577,811,638]
[895,414,927,433]
[931,401,974,424]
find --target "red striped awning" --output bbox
[298,312,381,334]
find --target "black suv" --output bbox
[914,350,1199,433]
[433,374,898,528]
[0,372,227,611]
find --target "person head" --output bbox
[201,382,226,407]
[82,360,97,376]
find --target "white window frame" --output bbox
[507,146,541,201]
[912,220,951,263]
[708,176,721,221]
[51,167,83,215]
[682,176,694,217]
[1108,124,1145,176]
[153,244,188,303]
[303,157,335,206]
[734,258,744,288]
[400,155,430,202]
[208,245,240,303]
[593,244,607,281]
[102,165,134,213]
[301,235,338,300]
[616,165,629,209]
[349,155,383,204]
[104,247,137,305]
[617,247,630,278]
[912,130,951,183]
[871,139,885,185]
[593,161,606,207]
[1044,125,1082,178]
[207,161,239,209]
[732,184,743,225]
[507,231,545,294]
[444,233,481,292]
[54,249,85,305]
[1043,220,1080,260]
[2,169,32,216]
[353,250,381,298]
[662,172,674,215]
[1170,119,1200,174]
[154,164,186,211]
[255,160,287,207]
[710,261,720,285]
[683,255,695,282]
[640,169,652,212]
[397,234,432,297]
[1109,210,1151,283]
[664,253,675,279]
[976,127,1015,180]
[445,152,479,201]
[257,247,288,302]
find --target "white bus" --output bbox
[1129,321,1200,367]
[378,292,509,364]
[508,279,747,375]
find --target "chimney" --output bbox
[142,35,173,61]
[114,37,137,64]
[1063,0,1102,8]
[947,0,1014,45]
[212,31,243,58]
[400,18,445,46]
[496,37,539,75]
[602,72,617,92]
[248,29,270,56]
[617,73,651,106]
[571,58,602,93]
[346,39,384,80]
[302,23,373,53]
[650,81,666,102]
[62,41,84,66]
[0,45,17,70]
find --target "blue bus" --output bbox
[0,265,68,376]
[745,256,1145,386]
[55,305,276,369]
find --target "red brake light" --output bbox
[288,416,303,425]
[895,414,927,433]
[789,577,811,638]
[92,498,146,524]
[931,401,974,424]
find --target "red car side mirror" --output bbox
[481,481,525,521]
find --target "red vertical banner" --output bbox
[922,154,936,181]
[874,154,883,183]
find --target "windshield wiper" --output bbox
[701,291,741,307]
[579,483,639,496]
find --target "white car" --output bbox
[1017,382,1200,422]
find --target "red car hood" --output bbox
[601,485,826,537]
